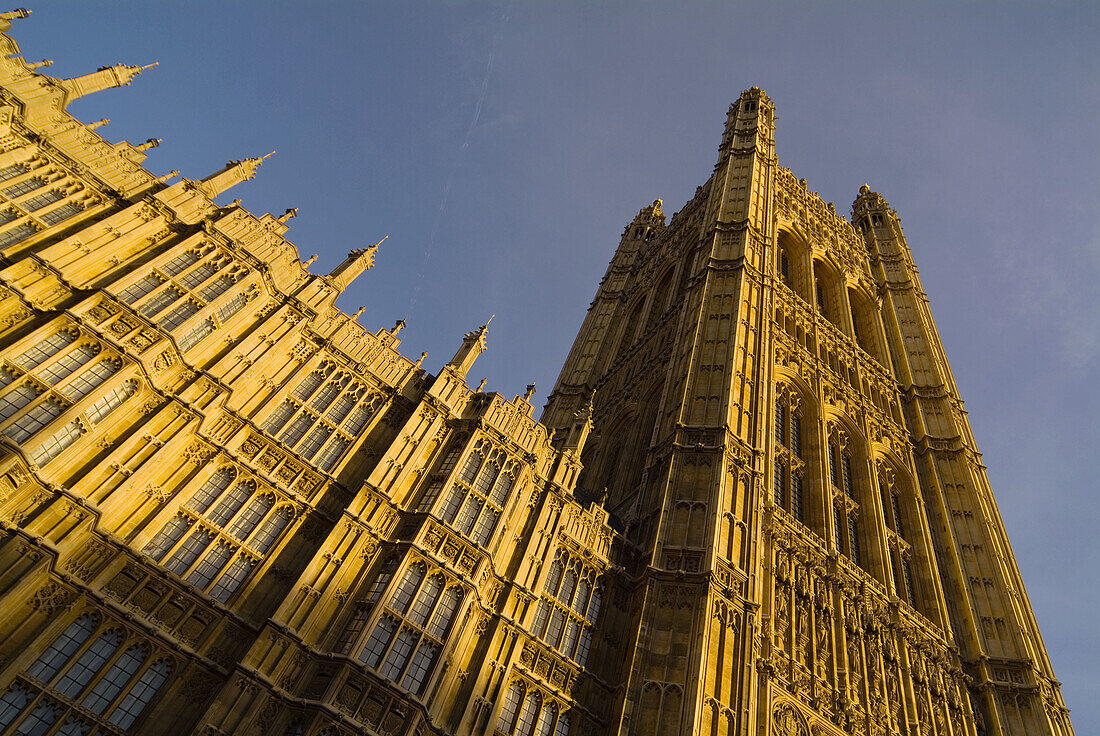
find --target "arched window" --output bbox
[82,643,147,713]
[390,563,427,613]
[545,561,563,597]
[27,613,100,682]
[263,363,375,472]
[250,505,293,553]
[515,692,541,736]
[364,556,399,605]
[1,330,129,465]
[439,444,514,546]
[409,575,444,626]
[427,587,461,639]
[161,250,199,276]
[139,286,183,319]
[149,472,286,601]
[535,702,557,736]
[358,560,463,693]
[0,683,32,731]
[228,494,274,540]
[82,379,136,425]
[532,551,602,666]
[359,615,398,667]
[142,514,193,560]
[107,658,172,730]
[178,318,215,352]
[14,330,75,369]
[647,270,675,329]
[58,358,117,401]
[38,343,98,386]
[496,682,523,733]
[772,390,805,523]
[209,554,257,603]
[56,628,124,698]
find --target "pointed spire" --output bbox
[302,254,318,268]
[523,383,536,402]
[392,318,406,336]
[196,151,273,198]
[59,62,157,102]
[28,59,53,70]
[155,170,179,184]
[351,306,365,319]
[415,351,427,368]
[0,8,30,32]
[134,138,161,152]
[88,118,110,130]
[327,235,386,292]
[476,378,488,392]
[446,316,492,379]
[277,207,297,223]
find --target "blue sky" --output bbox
[15,1,1099,729]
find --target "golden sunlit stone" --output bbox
[0,15,1072,736]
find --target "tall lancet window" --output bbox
[0,326,135,467]
[828,426,863,569]
[260,360,384,472]
[143,465,294,602]
[0,612,173,733]
[354,558,465,694]
[436,439,519,547]
[772,388,805,524]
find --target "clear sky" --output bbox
[14,1,1098,729]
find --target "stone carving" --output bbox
[28,581,75,616]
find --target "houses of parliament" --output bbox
[0,9,1075,736]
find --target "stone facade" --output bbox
[0,12,1074,736]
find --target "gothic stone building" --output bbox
[0,10,1075,736]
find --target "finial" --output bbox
[448,316,492,376]
[392,318,406,336]
[134,138,161,152]
[59,61,158,102]
[326,235,385,292]
[28,59,52,70]
[476,378,488,392]
[352,306,365,319]
[277,207,298,223]
[303,254,318,267]
[228,199,242,207]
[598,487,609,505]
[416,351,427,368]
[155,170,179,183]
[88,118,110,130]
[0,8,27,32]
[523,383,536,402]
[859,184,871,195]
[197,152,273,198]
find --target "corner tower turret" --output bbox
[851,184,1074,732]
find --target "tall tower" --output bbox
[544,89,1075,736]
